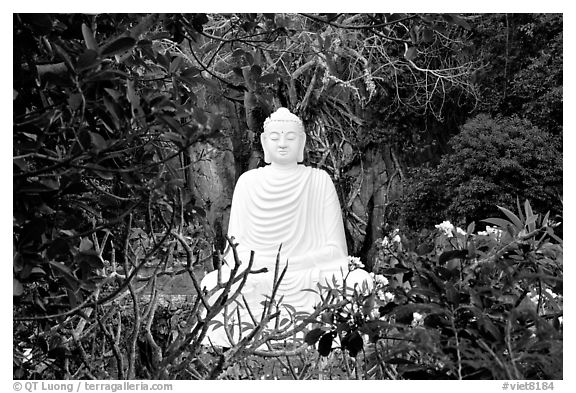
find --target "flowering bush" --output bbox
[299,200,562,379]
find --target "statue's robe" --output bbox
[200,165,370,346]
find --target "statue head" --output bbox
[260,108,306,166]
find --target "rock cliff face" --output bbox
[187,137,236,251]
[343,145,403,270]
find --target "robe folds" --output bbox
[200,164,370,346]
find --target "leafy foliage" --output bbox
[13,13,562,380]
[298,201,562,379]
[13,13,231,379]
[398,114,562,230]
[471,14,562,135]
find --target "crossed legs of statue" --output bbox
[199,262,373,348]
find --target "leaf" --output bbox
[76,49,100,72]
[181,67,201,78]
[85,69,129,83]
[405,46,417,61]
[159,115,183,134]
[52,43,75,72]
[342,330,364,357]
[424,313,449,328]
[524,200,536,232]
[386,13,406,23]
[516,196,525,223]
[169,56,183,73]
[195,77,219,90]
[103,95,121,128]
[13,278,24,297]
[387,358,415,365]
[439,249,468,265]
[446,284,459,306]
[421,28,434,43]
[244,51,254,65]
[478,315,501,341]
[46,237,72,259]
[379,302,397,316]
[126,78,143,118]
[282,303,296,315]
[379,267,410,275]
[525,214,539,233]
[77,250,105,269]
[257,73,279,84]
[467,240,477,259]
[304,328,324,345]
[497,205,524,231]
[79,237,94,252]
[49,261,80,289]
[482,217,514,231]
[466,221,475,236]
[317,332,334,356]
[231,49,246,58]
[232,67,244,78]
[250,64,262,79]
[394,307,415,325]
[81,23,99,50]
[191,13,209,32]
[66,93,82,111]
[92,167,115,181]
[101,36,136,57]
[431,23,447,36]
[447,14,472,30]
[90,132,107,151]
[541,210,550,228]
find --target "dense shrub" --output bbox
[299,201,562,380]
[398,114,562,230]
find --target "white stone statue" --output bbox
[200,107,371,347]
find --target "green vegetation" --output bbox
[13,13,562,380]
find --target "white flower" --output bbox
[382,229,401,246]
[377,290,395,303]
[373,274,389,287]
[412,312,424,327]
[482,226,504,241]
[456,227,467,236]
[347,256,365,271]
[545,288,559,299]
[435,221,455,237]
[23,348,33,363]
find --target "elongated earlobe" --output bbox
[261,133,271,164]
[298,133,306,162]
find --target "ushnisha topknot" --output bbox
[263,107,305,134]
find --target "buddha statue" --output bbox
[200,107,372,347]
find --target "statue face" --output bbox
[261,122,306,165]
